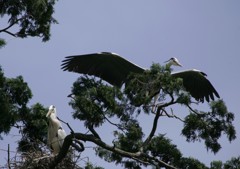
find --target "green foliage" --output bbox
[1,62,236,168]
[224,156,240,169]
[83,162,104,169]
[179,157,209,169]
[0,66,32,139]
[17,103,48,152]
[210,160,223,169]
[125,63,185,107]
[0,0,58,41]
[117,119,143,152]
[69,76,134,128]
[99,119,144,167]
[146,134,182,167]
[0,38,6,48]
[182,100,236,153]
[0,67,48,153]
[68,64,236,168]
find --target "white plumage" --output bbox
[46,105,66,155]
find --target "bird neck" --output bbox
[49,115,62,128]
[165,63,173,72]
[165,62,173,68]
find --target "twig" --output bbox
[103,114,126,133]
[162,109,185,122]
[33,155,50,162]
[187,104,204,116]
[57,117,74,134]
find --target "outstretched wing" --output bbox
[61,52,145,87]
[171,69,220,102]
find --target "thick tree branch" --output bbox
[49,132,177,169]
[142,106,162,148]
[88,124,101,139]
[142,95,178,149]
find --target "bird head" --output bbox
[46,105,57,118]
[164,57,182,67]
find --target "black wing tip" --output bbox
[214,91,220,99]
[205,91,220,102]
[61,55,81,71]
[60,60,70,70]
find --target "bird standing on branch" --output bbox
[46,105,66,155]
[61,52,220,102]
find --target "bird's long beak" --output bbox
[175,61,182,67]
[164,58,171,63]
[46,110,52,118]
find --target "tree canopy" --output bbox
[0,63,238,169]
[0,1,238,168]
[0,0,58,47]
[64,64,235,169]
[0,63,237,168]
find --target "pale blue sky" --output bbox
[1,1,240,168]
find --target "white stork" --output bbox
[61,52,220,102]
[46,105,66,155]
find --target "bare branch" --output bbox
[88,124,101,139]
[57,117,75,134]
[0,16,27,37]
[162,109,185,122]
[142,106,162,148]
[103,114,126,132]
[187,104,204,116]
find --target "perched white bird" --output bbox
[61,52,220,102]
[46,105,66,155]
